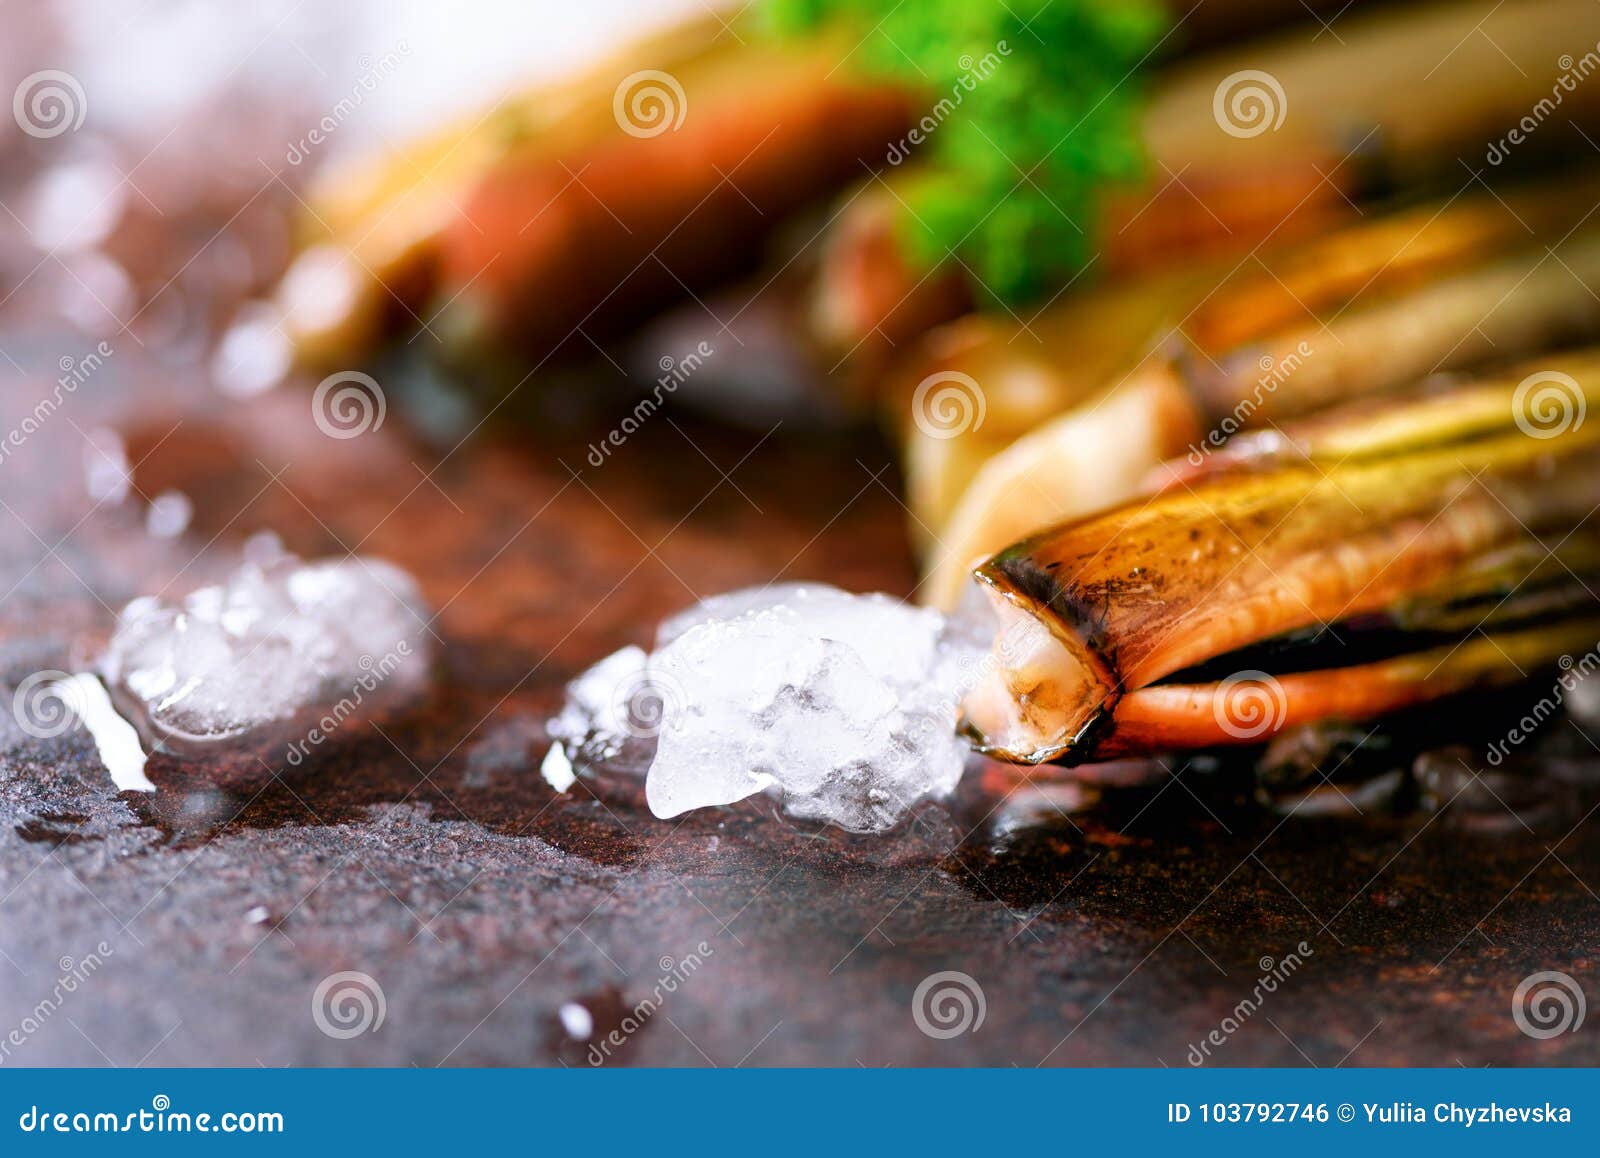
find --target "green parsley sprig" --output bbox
[762,0,1168,304]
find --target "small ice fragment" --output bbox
[244,904,271,925]
[242,530,288,568]
[54,673,154,792]
[145,490,193,539]
[558,1002,594,1041]
[99,553,432,766]
[553,583,981,833]
[540,742,576,793]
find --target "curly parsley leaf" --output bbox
[761,0,1168,304]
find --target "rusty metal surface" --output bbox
[0,343,1597,1067]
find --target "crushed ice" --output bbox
[547,584,988,833]
[98,553,432,764]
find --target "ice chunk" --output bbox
[551,583,981,833]
[540,742,576,792]
[99,554,432,766]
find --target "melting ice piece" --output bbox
[540,742,577,792]
[99,554,432,765]
[55,673,155,792]
[552,584,988,833]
